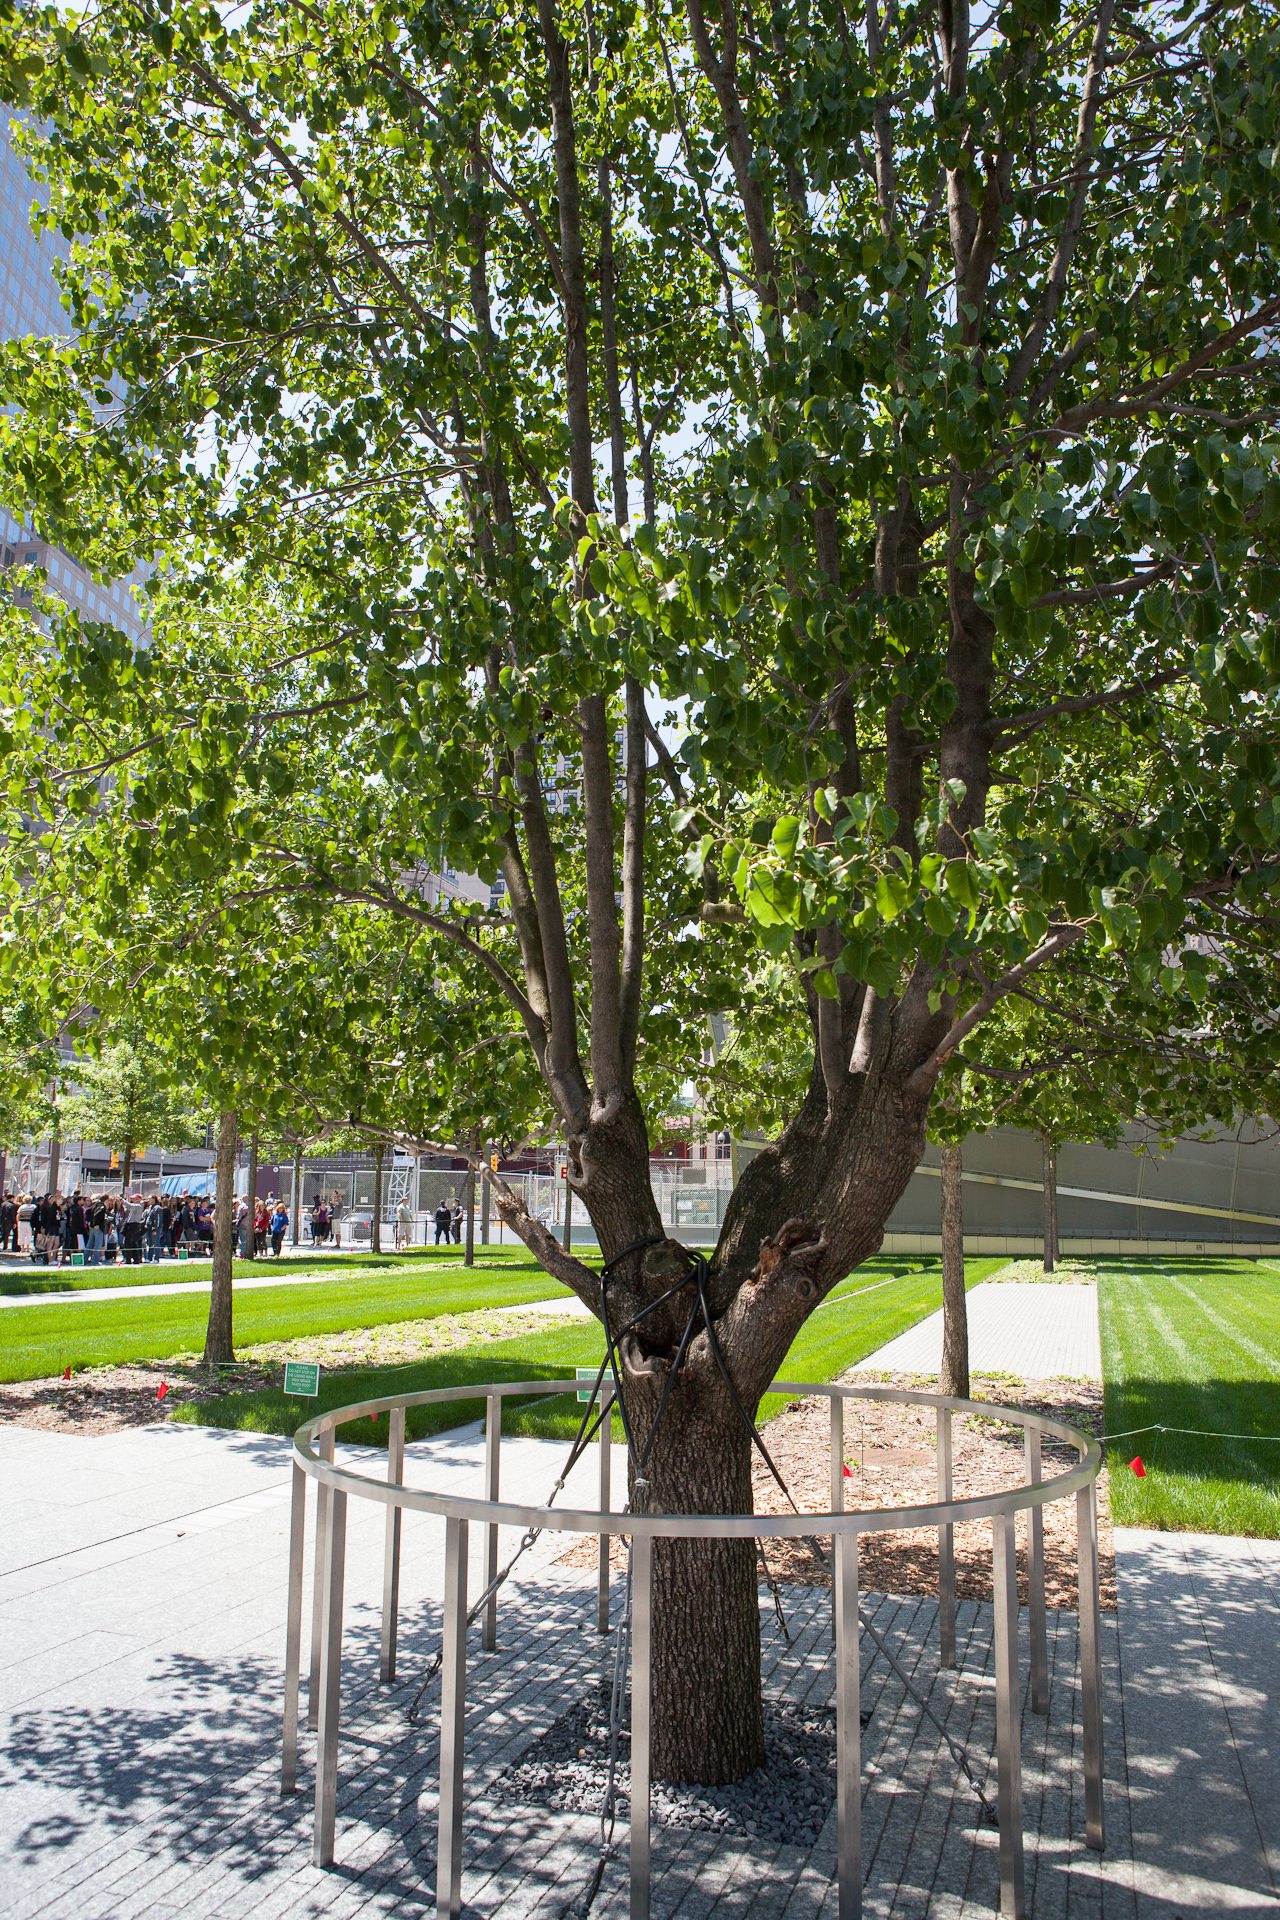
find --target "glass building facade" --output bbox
[1,116,145,638]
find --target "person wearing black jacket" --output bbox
[34,1193,60,1264]
[63,1193,87,1263]
[0,1192,17,1252]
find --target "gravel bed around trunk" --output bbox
[489,1686,837,1846]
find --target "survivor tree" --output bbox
[2,0,1279,1782]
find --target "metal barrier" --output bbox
[281,1379,1105,1920]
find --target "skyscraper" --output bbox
[1,115,145,638]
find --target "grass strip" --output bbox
[1096,1257,1280,1538]
[173,1255,1005,1445]
[0,1263,571,1383]
[0,1244,568,1297]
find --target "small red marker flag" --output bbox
[842,1463,853,1478]
[157,1380,169,1401]
[1129,1455,1146,1478]
[63,1366,72,1381]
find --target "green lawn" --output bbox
[173,1254,1006,1444]
[1097,1258,1280,1537]
[0,1244,564,1296]
[0,1258,571,1382]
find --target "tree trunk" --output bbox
[371,1141,385,1253]
[464,1162,476,1267]
[562,1170,573,1252]
[556,1070,935,1787]
[204,1109,237,1364]
[631,1379,764,1783]
[120,1140,133,1193]
[939,1140,969,1400]
[1042,1134,1058,1274]
[292,1149,302,1245]
[481,1148,492,1246]
[245,1133,259,1260]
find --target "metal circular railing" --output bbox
[281,1378,1105,1920]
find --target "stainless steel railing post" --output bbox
[483,1395,501,1652]
[282,1459,307,1793]
[380,1406,406,1681]
[992,1510,1026,1918]
[1077,1480,1105,1850]
[312,1484,347,1867]
[437,1515,469,1920]
[630,1532,653,1920]
[830,1393,844,1638]
[835,1526,862,1920]
[937,1405,956,1668]
[1025,1426,1049,1714]
[598,1383,613,1633]
[307,1425,335,1732]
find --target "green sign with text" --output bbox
[284,1361,321,1397]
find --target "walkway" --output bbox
[0,1272,588,1314]
[2,1412,1277,1916]
[852,1278,1103,1380]
[1111,1527,1280,1914]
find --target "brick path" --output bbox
[0,1417,1135,1920]
[852,1282,1103,1382]
[3,1412,1274,1917]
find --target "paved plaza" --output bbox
[852,1284,1103,1383]
[1,1400,1276,1919]
[1,1285,1275,1917]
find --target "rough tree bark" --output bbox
[464,1160,476,1267]
[244,1132,259,1260]
[120,1140,133,1193]
[939,1142,970,1400]
[204,1108,237,1365]
[371,1140,385,1254]
[480,1148,492,1246]
[292,1147,302,1246]
[1042,1134,1059,1274]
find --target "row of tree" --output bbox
[0,0,1277,1784]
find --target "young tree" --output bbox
[59,1034,205,1191]
[2,0,1279,1782]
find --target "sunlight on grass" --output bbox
[0,1257,569,1383]
[1098,1259,1280,1538]
[172,1255,1002,1443]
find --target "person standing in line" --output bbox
[433,1199,451,1246]
[235,1196,251,1258]
[64,1190,87,1263]
[0,1191,17,1252]
[122,1191,146,1265]
[269,1201,289,1256]
[17,1194,35,1253]
[85,1194,107,1266]
[450,1198,464,1245]
[254,1199,269,1255]
[35,1192,60,1264]
[145,1195,167,1263]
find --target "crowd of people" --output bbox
[0,1190,298,1265]
[0,1186,466,1263]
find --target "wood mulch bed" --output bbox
[560,1372,1114,1613]
[0,1303,566,1436]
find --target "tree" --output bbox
[2,0,1280,1784]
[59,1034,205,1190]
[204,1107,237,1363]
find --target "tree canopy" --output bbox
[2,0,1279,1786]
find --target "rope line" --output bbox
[1101,1422,1280,1446]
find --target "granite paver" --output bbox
[0,1409,1272,1917]
[851,1281,1102,1382]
